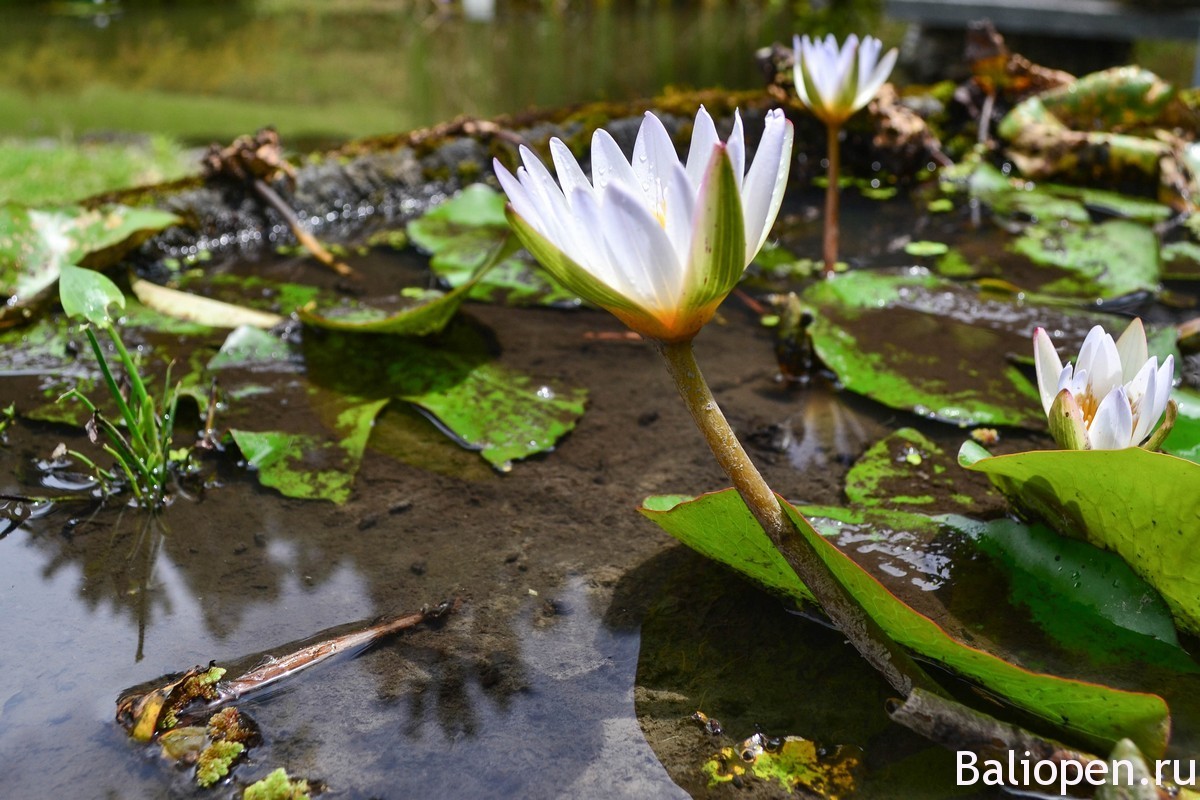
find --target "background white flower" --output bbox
[792,33,898,127]
[1033,320,1175,450]
[493,106,793,342]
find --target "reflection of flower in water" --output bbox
[756,388,876,472]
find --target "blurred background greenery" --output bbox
[0,0,1193,203]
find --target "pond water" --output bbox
[3,165,1198,798]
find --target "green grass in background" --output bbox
[0,134,194,205]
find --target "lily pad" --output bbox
[407,184,577,307]
[960,442,1200,636]
[0,203,178,321]
[800,270,1048,428]
[941,515,1195,671]
[231,397,388,505]
[1008,219,1159,300]
[641,490,1170,755]
[844,428,980,511]
[298,234,518,335]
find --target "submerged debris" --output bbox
[114,602,456,788]
[703,731,862,797]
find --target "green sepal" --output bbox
[1142,399,1178,451]
[1048,389,1089,450]
[682,146,746,315]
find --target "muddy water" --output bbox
[2,187,1198,799]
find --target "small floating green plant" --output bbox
[55,264,189,508]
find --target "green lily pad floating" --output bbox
[960,442,1200,636]
[801,270,1051,428]
[0,203,179,322]
[1162,241,1200,281]
[231,398,388,505]
[1041,184,1172,224]
[407,184,577,307]
[903,241,949,258]
[845,427,981,511]
[299,234,518,336]
[1163,387,1200,464]
[1009,219,1159,300]
[640,490,1169,755]
[941,515,1195,672]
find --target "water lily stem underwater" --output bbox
[823,122,841,277]
[655,339,944,699]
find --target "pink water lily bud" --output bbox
[792,33,898,127]
[493,106,793,343]
[1033,320,1176,450]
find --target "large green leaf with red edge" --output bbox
[640,489,1170,756]
[959,442,1200,637]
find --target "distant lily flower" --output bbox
[791,33,896,278]
[493,106,793,343]
[792,33,898,127]
[1033,320,1176,450]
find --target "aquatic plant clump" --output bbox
[1034,319,1176,450]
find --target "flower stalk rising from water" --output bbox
[792,33,897,277]
[495,107,941,699]
[1034,319,1176,450]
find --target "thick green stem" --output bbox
[655,339,944,699]
[823,123,841,278]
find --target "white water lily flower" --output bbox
[1033,320,1176,450]
[792,33,898,127]
[493,106,793,343]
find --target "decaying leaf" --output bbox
[703,732,861,797]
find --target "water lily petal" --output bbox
[632,111,683,213]
[1115,317,1149,383]
[1034,328,1065,415]
[662,159,696,264]
[727,110,746,192]
[686,106,720,190]
[1125,356,1158,445]
[1090,386,1135,450]
[791,36,811,107]
[597,181,684,311]
[591,129,641,199]
[1148,355,1175,433]
[1075,325,1122,401]
[741,109,793,261]
[549,138,593,204]
[493,159,543,236]
[855,44,897,110]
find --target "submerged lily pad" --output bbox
[299,234,518,336]
[1009,219,1159,300]
[801,270,1049,428]
[960,443,1200,636]
[0,203,178,321]
[407,184,577,307]
[231,398,388,505]
[844,428,979,511]
[641,490,1170,755]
